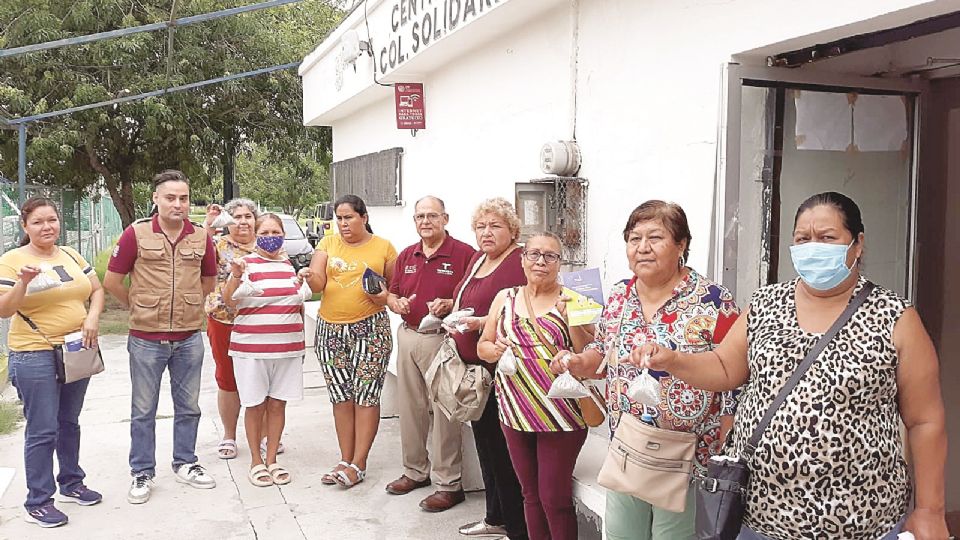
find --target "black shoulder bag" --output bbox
[695,281,875,540]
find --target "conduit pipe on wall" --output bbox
[569,0,581,140]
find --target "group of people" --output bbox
[0,167,950,540]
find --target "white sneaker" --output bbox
[174,463,216,489]
[128,474,154,504]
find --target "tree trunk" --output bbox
[85,141,136,228]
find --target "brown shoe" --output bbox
[385,475,431,495]
[419,489,466,512]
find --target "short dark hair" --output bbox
[256,213,285,234]
[152,169,190,189]
[334,194,373,234]
[794,191,864,241]
[19,197,60,247]
[622,200,692,260]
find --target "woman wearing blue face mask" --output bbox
[223,214,312,487]
[632,192,948,540]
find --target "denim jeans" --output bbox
[9,350,90,509]
[127,333,204,477]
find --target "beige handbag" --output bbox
[595,293,696,513]
[598,413,697,513]
[424,255,493,423]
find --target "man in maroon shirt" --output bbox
[384,196,476,512]
[103,170,218,505]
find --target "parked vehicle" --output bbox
[277,213,315,271]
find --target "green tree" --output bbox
[235,143,330,218]
[0,0,340,227]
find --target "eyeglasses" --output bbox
[414,212,443,222]
[522,250,561,264]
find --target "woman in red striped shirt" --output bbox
[223,214,312,487]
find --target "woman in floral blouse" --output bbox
[559,200,739,540]
[203,198,262,460]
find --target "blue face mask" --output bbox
[256,235,284,253]
[789,240,856,291]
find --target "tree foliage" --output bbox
[0,0,341,226]
[235,142,330,218]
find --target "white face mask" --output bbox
[789,240,855,291]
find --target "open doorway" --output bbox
[717,16,960,533]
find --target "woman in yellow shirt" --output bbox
[305,194,397,488]
[0,197,105,528]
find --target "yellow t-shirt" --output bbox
[318,234,397,324]
[0,246,94,351]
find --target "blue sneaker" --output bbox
[24,503,68,528]
[59,485,102,506]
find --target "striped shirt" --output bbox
[229,254,311,359]
[495,287,585,432]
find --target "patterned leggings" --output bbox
[316,311,393,406]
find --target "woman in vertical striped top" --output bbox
[478,232,596,540]
[223,214,312,487]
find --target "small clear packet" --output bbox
[232,276,264,300]
[442,308,475,333]
[497,346,518,376]
[210,212,235,228]
[547,371,592,399]
[26,264,61,295]
[418,314,443,332]
[627,368,660,408]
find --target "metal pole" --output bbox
[17,123,26,207]
[0,0,302,59]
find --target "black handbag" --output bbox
[695,282,875,540]
[361,267,387,295]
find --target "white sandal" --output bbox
[322,461,348,485]
[248,464,273,487]
[335,464,365,488]
[218,439,238,460]
[268,463,291,485]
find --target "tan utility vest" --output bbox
[128,218,208,332]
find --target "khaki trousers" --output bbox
[396,325,463,491]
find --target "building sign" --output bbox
[378,0,504,75]
[395,83,426,129]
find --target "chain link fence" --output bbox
[0,182,124,359]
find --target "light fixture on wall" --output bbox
[540,140,582,176]
[336,29,373,90]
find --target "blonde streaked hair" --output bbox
[471,197,521,241]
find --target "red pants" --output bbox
[206,316,237,392]
[502,424,588,540]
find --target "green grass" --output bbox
[0,400,23,435]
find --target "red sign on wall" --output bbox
[395,83,425,130]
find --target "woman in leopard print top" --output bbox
[634,192,948,540]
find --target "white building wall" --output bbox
[303,0,953,287]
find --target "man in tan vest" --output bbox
[104,170,217,505]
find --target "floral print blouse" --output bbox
[204,234,256,324]
[585,268,740,470]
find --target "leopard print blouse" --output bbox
[726,276,910,540]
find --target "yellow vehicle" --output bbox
[304,202,335,247]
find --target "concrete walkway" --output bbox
[0,335,485,539]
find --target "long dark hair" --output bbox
[794,192,864,242]
[334,194,373,234]
[18,197,61,247]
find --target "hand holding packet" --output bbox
[232,276,264,300]
[497,346,518,376]
[418,313,443,332]
[546,371,592,399]
[26,264,62,295]
[442,308,475,333]
[210,212,235,228]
